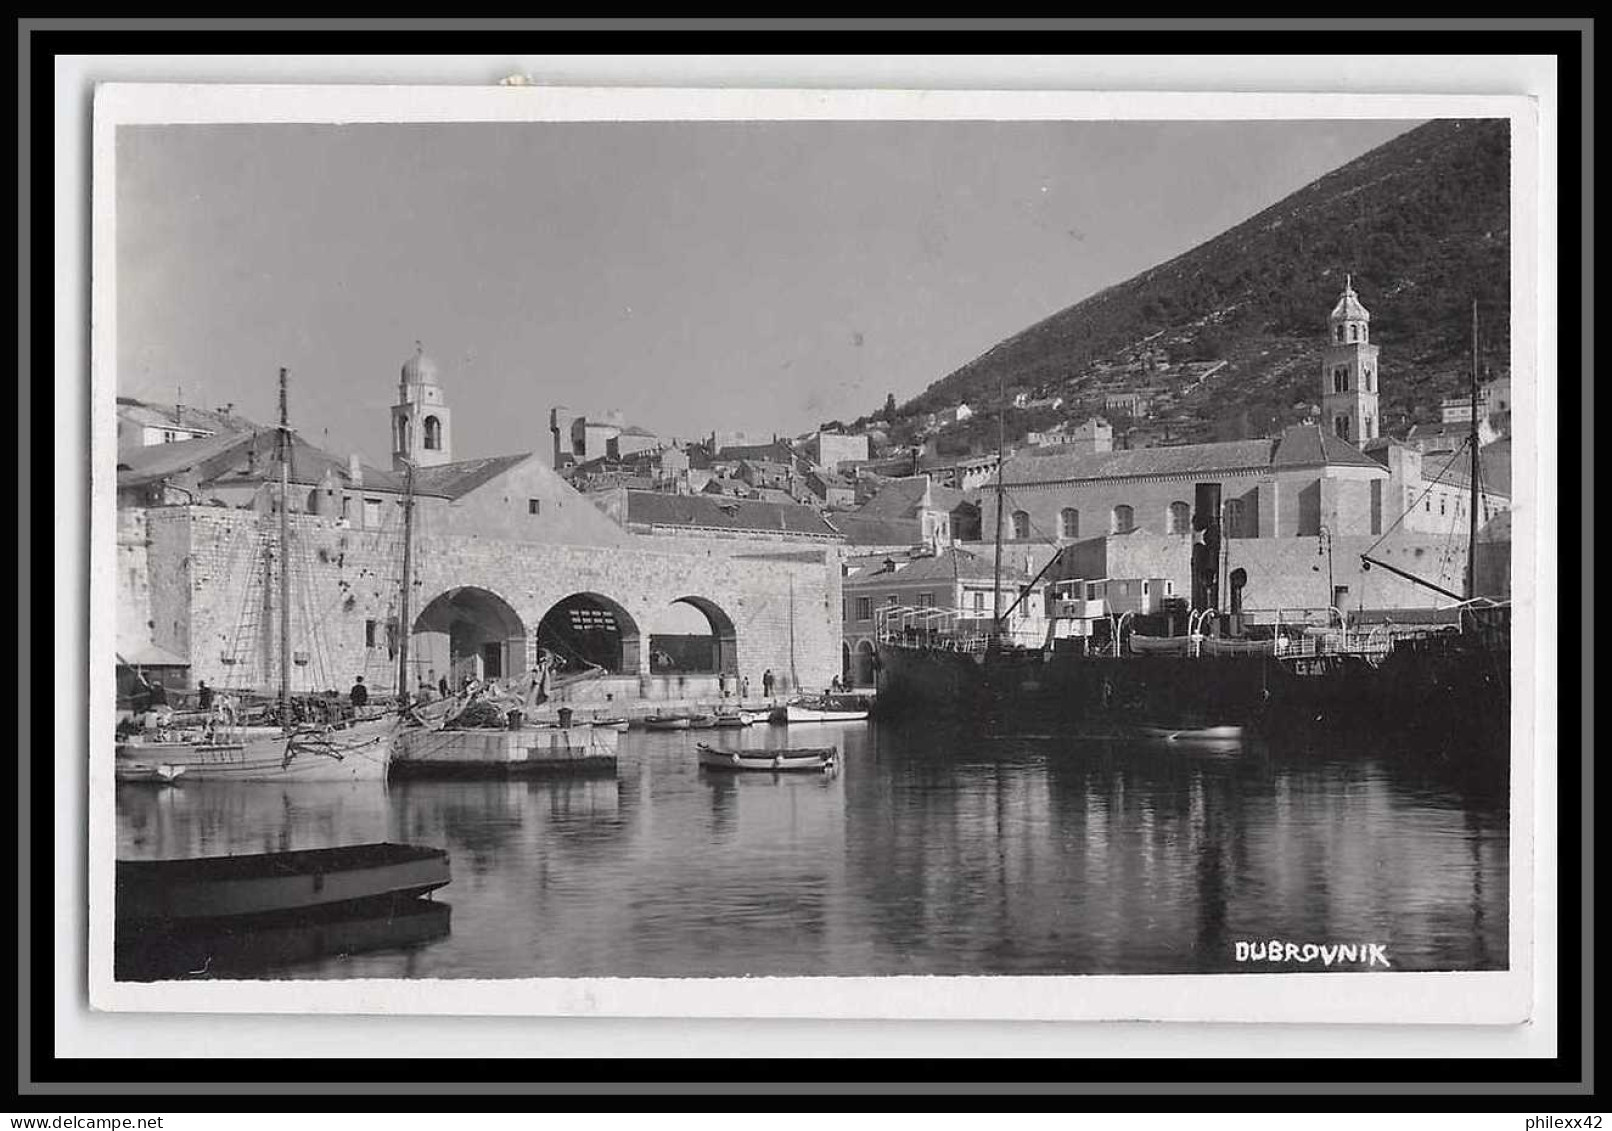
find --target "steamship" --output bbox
[875,399,1509,760]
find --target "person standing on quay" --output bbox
[762,669,775,700]
[350,675,369,709]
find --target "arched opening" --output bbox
[1167,501,1191,534]
[1111,504,1135,534]
[1059,507,1080,540]
[648,595,738,675]
[851,639,876,688]
[842,641,852,685]
[1011,510,1030,540]
[535,592,642,675]
[413,586,527,688]
[423,415,442,451]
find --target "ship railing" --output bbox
[874,605,1037,653]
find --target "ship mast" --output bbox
[1465,299,1481,600]
[277,366,291,719]
[397,459,416,701]
[992,372,1006,639]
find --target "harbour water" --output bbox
[114,722,1509,979]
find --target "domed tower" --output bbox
[1321,275,1381,446]
[391,342,452,470]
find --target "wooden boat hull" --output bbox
[696,743,837,773]
[711,715,751,729]
[644,717,691,731]
[114,761,187,785]
[115,897,451,982]
[116,842,451,925]
[114,719,398,782]
[592,718,631,732]
[779,705,870,723]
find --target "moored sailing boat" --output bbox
[114,369,420,783]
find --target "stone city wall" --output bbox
[136,505,842,698]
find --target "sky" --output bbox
[116,118,1418,469]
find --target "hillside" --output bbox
[888,118,1511,447]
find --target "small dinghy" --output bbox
[711,712,751,729]
[774,696,871,724]
[1132,724,1247,743]
[115,761,187,785]
[696,743,837,773]
[592,717,631,732]
[116,842,452,925]
[644,715,692,731]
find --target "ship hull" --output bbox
[114,720,398,783]
[875,637,1511,763]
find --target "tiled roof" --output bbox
[115,431,259,485]
[857,476,969,517]
[623,491,842,538]
[412,454,533,500]
[847,548,1040,587]
[1269,424,1384,469]
[1003,438,1275,484]
[116,397,258,436]
[1420,446,1511,497]
[827,513,923,547]
[116,428,418,495]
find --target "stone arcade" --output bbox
[115,346,843,702]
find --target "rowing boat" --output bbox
[772,699,870,724]
[695,743,837,773]
[116,842,452,925]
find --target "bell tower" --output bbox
[1320,275,1381,446]
[391,342,452,470]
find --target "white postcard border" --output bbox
[83,83,1549,1028]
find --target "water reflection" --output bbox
[115,720,1508,979]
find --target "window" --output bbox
[1440,497,1446,516]
[1332,366,1350,393]
[1086,582,1098,601]
[341,495,350,520]
[855,597,872,621]
[1012,511,1030,540]
[1370,479,1383,535]
[1335,325,1345,342]
[1363,365,1374,391]
[1167,501,1191,534]
[1425,498,1432,513]
[528,498,541,515]
[1224,498,1245,539]
[1060,507,1080,539]
[972,591,986,614]
[918,592,935,609]
[365,619,377,648]
[1333,416,1351,441]
[1142,580,1151,595]
[1111,504,1135,534]
[1347,324,1358,342]
[886,595,898,608]
[363,497,382,527]
[1365,415,1375,439]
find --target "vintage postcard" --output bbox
[86,83,1545,1024]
